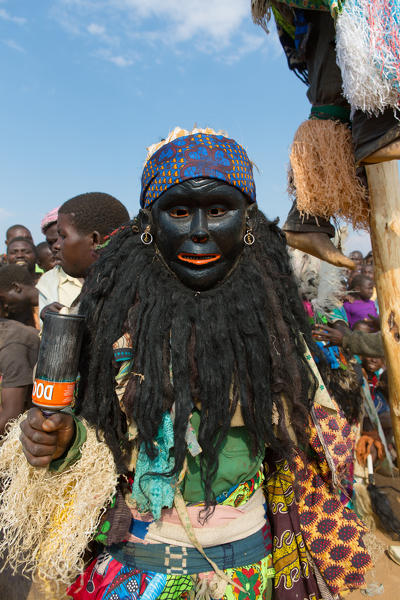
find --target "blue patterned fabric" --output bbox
[130,412,176,519]
[140,133,256,208]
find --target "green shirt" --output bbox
[50,410,263,504]
[182,410,263,502]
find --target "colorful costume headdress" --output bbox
[140,126,256,208]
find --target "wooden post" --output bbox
[366,160,400,461]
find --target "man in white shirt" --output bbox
[36,207,82,319]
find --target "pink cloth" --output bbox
[131,502,243,527]
[127,503,244,544]
[303,300,314,318]
[41,206,60,233]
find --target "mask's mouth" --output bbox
[177,252,221,266]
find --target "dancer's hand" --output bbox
[19,407,75,467]
[312,324,344,346]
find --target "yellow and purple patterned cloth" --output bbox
[140,133,256,208]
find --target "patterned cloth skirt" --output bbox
[68,471,274,600]
[67,551,274,600]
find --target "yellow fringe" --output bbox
[0,415,118,587]
[290,119,370,230]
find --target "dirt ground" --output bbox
[350,472,400,600]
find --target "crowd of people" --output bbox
[0,192,129,438]
[0,129,396,600]
[307,248,395,467]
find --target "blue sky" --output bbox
[0,0,370,254]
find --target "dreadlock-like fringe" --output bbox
[0,415,118,587]
[76,208,321,511]
[290,119,370,230]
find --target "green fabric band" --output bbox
[309,105,351,124]
[49,418,87,473]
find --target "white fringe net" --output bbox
[0,416,118,587]
[336,0,400,114]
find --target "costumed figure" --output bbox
[0,128,373,600]
[251,0,400,266]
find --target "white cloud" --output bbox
[3,38,25,52]
[52,0,272,65]
[87,23,105,35]
[95,48,134,67]
[220,32,265,65]
[0,8,26,25]
[108,54,133,67]
[86,21,119,45]
[115,0,250,45]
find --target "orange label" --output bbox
[32,378,75,408]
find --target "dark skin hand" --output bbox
[313,323,345,346]
[40,302,64,322]
[366,315,381,331]
[19,407,75,467]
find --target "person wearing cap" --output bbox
[10,128,371,600]
[36,206,83,319]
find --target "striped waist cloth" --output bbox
[107,521,272,575]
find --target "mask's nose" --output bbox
[190,209,209,243]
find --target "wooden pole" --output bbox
[366,160,400,462]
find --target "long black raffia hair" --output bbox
[76,206,320,508]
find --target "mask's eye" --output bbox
[169,208,189,218]
[208,207,227,217]
[208,206,227,217]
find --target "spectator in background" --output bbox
[364,250,374,266]
[41,206,59,258]
[362,264,375,282]
[343,274,378,328]
[1,225,34,267]
[7,237,39,282]
[0,265,39,329]
[5,225,33,247]
[361,263,378,306]
[352,319,376,333]
[39,193,129,319]
[36,207,83,318]
[348,250,364,267]
[54,192,130,279]
[36,241,56,273]
[362,357,392,445]
[0,298,39,436]
[1,225,34,266]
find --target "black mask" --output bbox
[151,178,249,291]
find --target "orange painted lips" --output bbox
[178,253,221,266]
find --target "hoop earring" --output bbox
[244,229,255,246]
[141,225,153,245]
